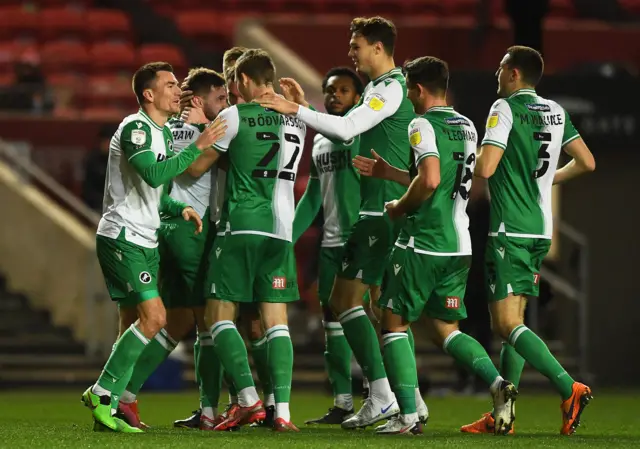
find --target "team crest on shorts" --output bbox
[272,277,286,289]
[139,272,152,284]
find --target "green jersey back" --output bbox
[401,107,477,255]
[310,133,361,247]
[356,68,415,214]
[213,103,307,242]
[482,89,580,238]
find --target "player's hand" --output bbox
[180,87,194,111]
[182,207,203,235]
[279,77,309,108]
[180,107,191,122]
[194,117,227,150]
[254,92,299,115]
[353,149,392,180]
[384,200,403,220]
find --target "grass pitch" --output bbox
[1,390,639,448]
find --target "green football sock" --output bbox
[97,324,149,397]
[193,336,210,408]
[382,332,417,415]
[443,331,500,387]
[509,325,575,400]
[266,325,293,404]
[500,341,525,388]
[338,306,387,382]
[407,327,415,355]
[210,321,255,392]
[198,332,222,409]
[224,370,237,401]
[126,328,177,395]
[250,336,272,399]
[323,321,352,397]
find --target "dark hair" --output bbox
[505,45,544,86]
[403,56,449,95]
[234,49,275,86]
[132,62,173,105]
[184,68,225,97]
[350,16,397,56]
[321,67,364,95]
[223,46,248,72]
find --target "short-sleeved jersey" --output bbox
[97,109,173,248]
[401,107,478,255]
[167,119,216,219]
[482,88,580,238]
[356,68,415,214]
[213,103,307,242]
[310,133,361,247]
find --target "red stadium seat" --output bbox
[175,11,230,41]
[40,40,90,74]
[47,72,82,87]
[89,41,137,73]
[137,44,187,74]
[81,74,135,109]
[0,72,16,87]
[0,7,39,41]
[39,8,86,41]
[0,41,39,72]
[86,9,133,42]
[35,0,94,8]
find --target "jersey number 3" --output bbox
[252,132,301,181]
[533,132,552,179]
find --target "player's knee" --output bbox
[492,315,521,341]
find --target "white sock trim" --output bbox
[337,306,366,324]
[129,324,149,345]
[120,390,136,404]
[210,320,236,340]
[198,332,211,342]
[382,332,408,345]
[508,325,528,346]
[251,336,268,347]
[442,330,462,353]
[275,402,290,422]
[323,321,343,330]
[266,325,290,341]
[154,331,177,352]
[237,386,260,408]
[159,328,178,347]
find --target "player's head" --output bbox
[496,46,544,97]
[222,46,248,74]
[132,61,180,115]
[403,56,449,115]
[183,68,227,121]
[322,67,364,116]
[224,47,248,105]
[234,49,276,102]
[348,16,396,76]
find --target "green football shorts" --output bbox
[338,214,403,286]
[96,229,160,308]
[319,246,370,307]
[208,233,298,303]
[486,233,551,302]
[380,244,470,322]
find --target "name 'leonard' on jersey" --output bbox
[213,103,307,242]
[482,88,580,239]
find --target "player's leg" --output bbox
[375,245,422,435]
[256,237,300,432]
[306,247,354,425]
[205,234,266,430]
[243,304,274,419]
[488,235,591,435]
[193,306,224,429]
[331,216,398,429]
[83,235,164,432]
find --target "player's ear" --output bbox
[191,96,202,109]
[142,88,153,103]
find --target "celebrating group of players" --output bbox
[81,15,597,436]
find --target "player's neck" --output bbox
[141,105,170,128]
[424,97,448,112]
[369,58,396,81]
[249,85,275,103]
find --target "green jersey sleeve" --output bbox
[561,109,581,146]
[123,121,201,188]
[481,99,513,150]
[409,117,439,164]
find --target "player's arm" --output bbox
[553,111,595,184]
[259,79,404,142]
[124,120,226,188]
[475,99,513,178]
[386,118,440,218]
[186,115,234,177]
[353,148,411,187]
[292,161,322,243]
[207,106,239,167]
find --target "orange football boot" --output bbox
[560,382,592,435]
[460,412,515,435]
